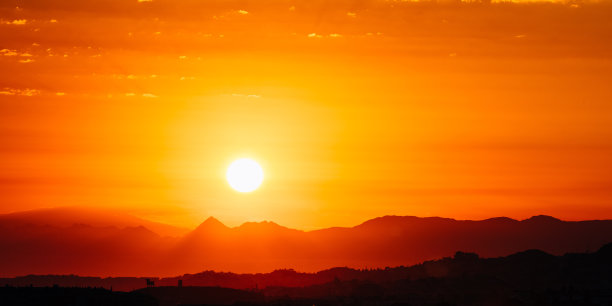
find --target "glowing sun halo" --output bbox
[226,158,264,192]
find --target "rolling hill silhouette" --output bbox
[2,243,611,305]
[0,208,611,277]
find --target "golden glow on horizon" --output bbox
[226,158,264,193]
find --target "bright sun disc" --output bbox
[226,158,264,192]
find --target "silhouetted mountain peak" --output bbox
[596,242,612,257]
[523,215,561,223]
[356,215,456,229]
[237,220,298,233]
[122,225,159,236]
[204,216,221,223]
[506,249,555,264]
[194,217,229,232]
[356,215,419,227]
[239,220,278,228]
[482,216,518,223]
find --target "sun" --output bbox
[226,158,264,192]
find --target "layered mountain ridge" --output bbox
[0,207,611,277]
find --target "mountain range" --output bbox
[0,207,611,277]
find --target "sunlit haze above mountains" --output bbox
[1,0,612,230]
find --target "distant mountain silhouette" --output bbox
[0,207,189,237]
[0,209,611,276]
[163,214,612,275]
[2,243,611,306]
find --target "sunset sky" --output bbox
[1,0,612,230]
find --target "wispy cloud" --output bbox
[0,49,18,56]
[231,93,261,99]
[123,92,158,98]
[1,49,36,59]
[2,19,27,25]
[0,88,41,96]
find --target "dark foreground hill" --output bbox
[1,243,611,306]
[258,242,612,306]
[1,208,612,276]
[0,286,157,306]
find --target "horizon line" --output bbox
[3,206,612,233]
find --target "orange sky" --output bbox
[1,0,612,230]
